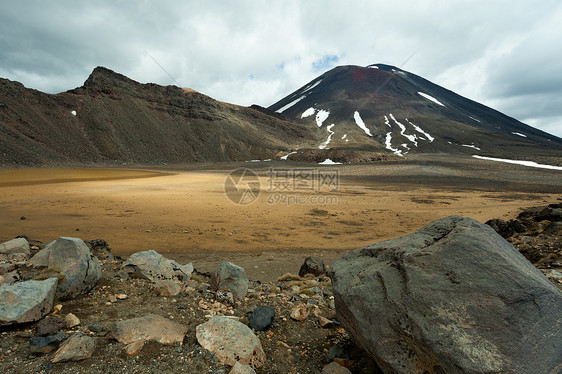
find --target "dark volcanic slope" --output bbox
[0,67,315,166]
[269,64,562,161]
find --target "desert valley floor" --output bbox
[1,154,560,281]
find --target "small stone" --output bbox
[318,316,335,328]
[290,304,310,321]
[216,290,234,306]
[116,293,128,300]
[108,295,117,303]
[248,306,275,331]
[0,275,4,286]
[321,361,352,374]
[154,280,181,296]
[65,313,80,328]
[53,304,62,314]
[52,333,96,363]
[124,340,145,356]
[230,361,257,374]
[299,256,326,277]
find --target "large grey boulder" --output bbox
[0,278,58,326]
[210,262,249,300]
[0,238,30,256]
[196,316,266,368]
[123,250,193,282]
[29,237,101,300]
[329,216,562,374]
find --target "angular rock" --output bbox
[2,270,21,284]
[321,361,352,374]
[196,316,266,368]
[30,331,66,354]
[330,216,562,374]
[0,263,16,275]
[289,304,310,321]
[124,339,145,356]
[230,361,256,374]
[52,333,96,363]
[65,313,80,328]
[154,280,182,296]
[248,306,275,331]
[110,314,187,344]
[298,256,326,277]
[123,250,193,282]
[36,316,66,336]
[210,262,248,300]
[0,237,30,255]
[0,278,57,326]
[29,237,101,300]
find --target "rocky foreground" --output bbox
[1,203,561,373]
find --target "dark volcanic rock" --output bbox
[329,216,562,374]
[298,256,326,277]
[36,316,66,336]
[248,306,276,331]
[30,331,66,354]
[485,218,526,238]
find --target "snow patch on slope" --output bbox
[512,132,527,138]
[473,155,562,170]
[407,119,434,142]
[389,114,417,146]
[276,95,306,113]
[385,133,403,156]
[316,110,330,128]
[418,92,445,107]
[319,158,342,165]
[462,144,481,151]
[303,80,322,92]
[353,111,373,136]
[301,107,315,118]
[280,151,297,160]
[319,124,335,149]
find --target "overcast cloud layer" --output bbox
[1,0,561,137]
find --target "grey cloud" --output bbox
[0,0,560,137]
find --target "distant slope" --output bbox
[0,67,315,166]
[268,64,562,162]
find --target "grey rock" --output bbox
[330,216,562,374]
[210,262,248,300]
[110,314,187,344]
[298,256,326,277]
[2,270,21,284]
[154,280,182,296]
[123,250,193,282]
[196,316,266,368]
[321,362,352,374]
[216,290,234,306]
[0,263,16,275]
[29,237,101,300]
[30,331,66,354]
[248,306,275,331]
[52,333,96,363]
[0,278,58,326]
[0,238,30,255]
[229,361,256,374]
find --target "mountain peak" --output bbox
[83,66,140,90]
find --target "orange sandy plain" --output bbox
[1,165,557,266]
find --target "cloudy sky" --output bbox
[1,1,561,137]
